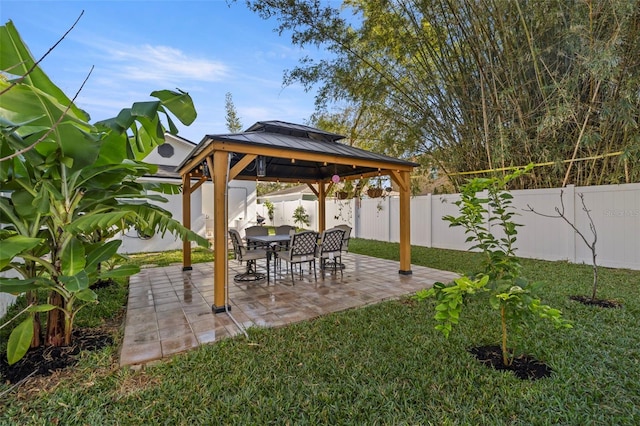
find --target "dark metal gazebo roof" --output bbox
[177,120,418,182]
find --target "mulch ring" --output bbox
[468,345,553,380]
[0,328,113,385]
[569,295,622,308]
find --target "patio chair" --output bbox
[244,225,269,249]
[274,225,296,235]
[333,224,351,253]
[272,224,296,263]
[315,228,345,278]
[229,229,270,283]
[280,231,319,285]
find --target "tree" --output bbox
[416,166,571,366]
[292,205,310,228]
[224,92,243,133]
[0,19,208,364]
[245,0,640,188]
[526,191,600,301]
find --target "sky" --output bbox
[1,0,327,143]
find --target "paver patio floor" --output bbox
[119,253,459,366]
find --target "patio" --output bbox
[119,252,459,367]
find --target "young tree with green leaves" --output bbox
[415,166,572,366]
[292,205,310,228]
[224,92,243,133]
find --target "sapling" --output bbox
[293,205,310,228]
[525,191,599,300]
[416,165,571,366]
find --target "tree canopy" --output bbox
[246,0,639,189]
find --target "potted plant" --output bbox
[336,190,349,200]
[366,177,384,198]
[263,199,275,223]
[367,187,383,198]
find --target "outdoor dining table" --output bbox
[245,234,292,281]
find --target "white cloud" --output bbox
[104,43,230,84]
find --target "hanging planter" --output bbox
[367,187,383,198]
[337,190,349,200]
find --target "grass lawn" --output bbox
[1,240,639,425]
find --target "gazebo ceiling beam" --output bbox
[229,154,256,181]
[213,142,414,172]
[177,143,216,176]
[190,175,208,193]
[306,182,319,197]
[389,170,409,192]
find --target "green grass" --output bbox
[2,240,639,425]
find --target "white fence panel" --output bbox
[273,199,318,230]
[511,187,572,261]
[431,193,476,251]
[326,198,355,230]
[411,194,432,247]
[359,198,390,242]
[576,184,640,269]
[389,197,401,243]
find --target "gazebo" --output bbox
[176,121,418,313]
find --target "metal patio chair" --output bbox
[272,225,296,267]
[280,231,318,285]
[244,225,269,250]
[274,225,296,235]
[315,228,345,278]
[333,224,351,253]
[332,224,351,269]
[229,229,270,283]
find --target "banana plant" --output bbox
[0,20,207,363]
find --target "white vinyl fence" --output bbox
[3,182,638,319]
[262,183,640,271]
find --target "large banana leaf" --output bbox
[0,21,99,170]
[0,276,52,294]
[95,89,197,163]
[0,20,88,120]
[61,237,86,277]
[121,202,210,248]
[7,318,33,365]
[0,235,43,269]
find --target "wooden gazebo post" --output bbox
[388,169,412,275]
[181,172,192,271]
[212,150,230,313]
[317,182,326,232]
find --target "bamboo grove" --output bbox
[246,0,640,189]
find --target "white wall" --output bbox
[145,134,195,167]
[203,180,259,235]
[117,177,206,254]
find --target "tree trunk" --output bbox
[501,305,510,366]
[46,291,66,346]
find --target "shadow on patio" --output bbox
[119,253,459,367]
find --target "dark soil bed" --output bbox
[468,345,553,380]
[570,295,622,308]
[0,328,113,385]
